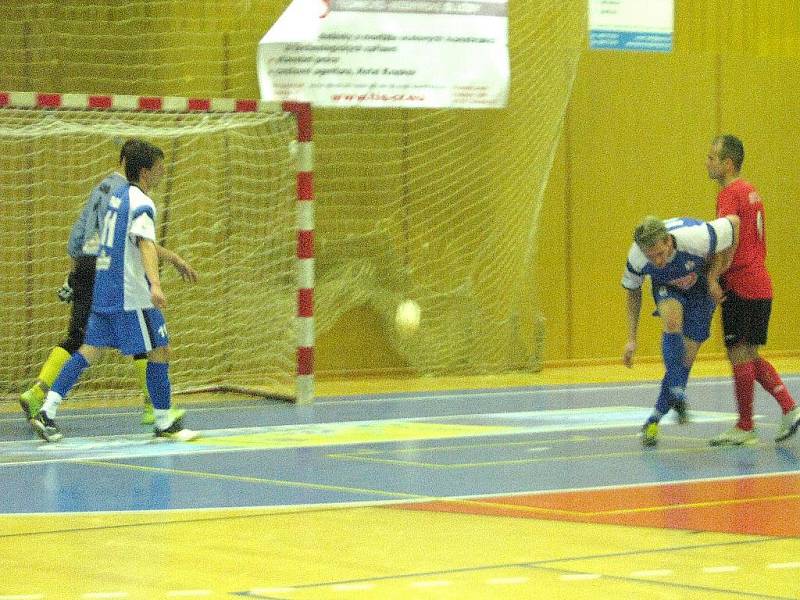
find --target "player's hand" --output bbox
[150,284,167,309]
[172,259,198,283]
[708,280,726,305]
[623,341,637,368]
[57,272,75,303]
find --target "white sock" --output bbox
[41,390,63,418]
[154,409,172,429]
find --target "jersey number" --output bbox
[100,210,118,248]
[748,191,765,241]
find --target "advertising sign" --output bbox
[589,0,673,52]
[258,0,510,108]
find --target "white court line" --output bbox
[767,562,800,569]
[630,569,673,578]
[249,588,295,595]
[317,375,800,404]
[702,566,740,573]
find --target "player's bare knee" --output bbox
[148,346,170,363]
[77,344,100,364]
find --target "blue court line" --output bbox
[0,406,741,465]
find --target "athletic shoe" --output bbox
[672,399,689,425]
[141,400,154,425]
[709,426,758,446]
[154,417,199,442]
[31,410,63,442]
[641,422,658,447]
[19,386,44,420]
[141,403,185,426]
[775,407,800,443]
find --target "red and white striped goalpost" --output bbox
[0,91,315,405]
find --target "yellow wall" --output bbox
[3,0,800,380]
[537,21,800,365]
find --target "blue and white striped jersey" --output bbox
[67,171,127,258]
[621,217,735,291]
[92,183,157,313]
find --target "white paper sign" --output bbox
[589,0,673,52]
[258,0,509,108]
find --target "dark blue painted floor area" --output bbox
[1,376,799,514]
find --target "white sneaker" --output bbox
[775,407,800,443]
[709,426,758,446]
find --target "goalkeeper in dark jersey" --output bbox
[19,138,197,425]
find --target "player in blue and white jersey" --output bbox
[19,139,196,427]
[32,141,198,442]
[622,215,739,446]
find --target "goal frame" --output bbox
[0,90,315,405]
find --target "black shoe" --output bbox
[31,410,63,442]
[154,417,199,442]
[641,422,658,447]
[673,399,689,425]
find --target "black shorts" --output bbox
[720,289,771,347]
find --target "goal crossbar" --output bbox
[0,90,315,405]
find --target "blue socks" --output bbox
[52,352,90,397]
[145,361,171,410]
[662,332,685,392]
[649,333,688,424]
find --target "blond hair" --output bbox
[634,216,668,250]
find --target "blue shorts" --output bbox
[85,308,169,356]
[651,285,715,343]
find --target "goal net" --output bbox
[309,4,584,376]
[0,0,586,382]
[0,102,299,401]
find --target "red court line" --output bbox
[401,473,800,537]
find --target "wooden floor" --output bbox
[1,356,799,599]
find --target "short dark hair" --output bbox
[714,134,744,171]
[119,138,144,164]
[125,141,164,182]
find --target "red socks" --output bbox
[754,358,797,414]
[733,361,755,431]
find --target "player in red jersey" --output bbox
[706,134,800,445]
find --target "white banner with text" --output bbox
[589,0,673,52]
[258,0,509,108]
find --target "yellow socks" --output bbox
[38,346,72,389]
[134,357,151,403]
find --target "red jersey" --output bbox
[716,178,773,299]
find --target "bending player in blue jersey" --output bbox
[622,215,739,446]
[31,140,198,442]
[20,138,196,426]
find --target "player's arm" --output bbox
[155,243,198,283]
[67,197,94,258]
[707,215,740,303]
[140,239,166,309]
[623,287,642,368]
[129,206,165,309]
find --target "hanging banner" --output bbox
[257,0,509,108]
[589,0,673,52]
